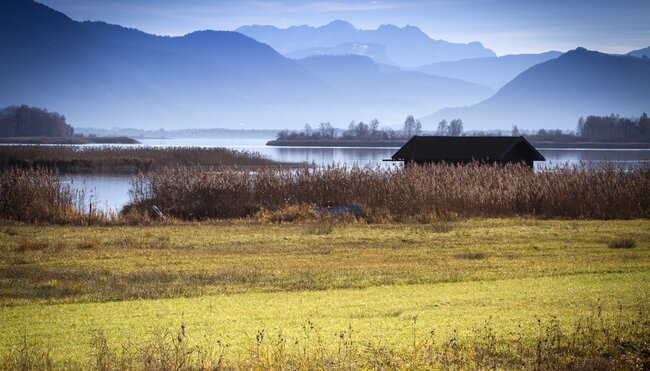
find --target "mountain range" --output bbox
[286,42,393,65]
[417,51,563,89]
[423,48,650,130]
[236,21,496,68]
[0,0,497,129]
[628,46,650,58]
[1,0,648,131]
[296,55,493,121]
[0,0,341,128]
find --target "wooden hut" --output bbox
[389,136,545,168]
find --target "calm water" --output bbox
[69,138,650,211]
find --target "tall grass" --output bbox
[0,145,283,173]
[130,163,650,220]
[2,306,648,370]
[0,168,107,224]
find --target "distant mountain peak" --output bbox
[417,50,563,89]
[566,46,590,55]
[237,20,495,67]
[322,20,356,30]
[422,48,650,130]
[377,24,400,31]
[627,45,650,58]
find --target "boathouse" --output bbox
[389,136,545,168]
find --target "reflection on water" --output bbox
[137,138,650,168]
[68,139,650,211]
[62,175,132,213]
[539,148,650,167]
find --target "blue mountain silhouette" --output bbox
[417,51,562,89]
[237,21,495,67]
[423,48,650,130]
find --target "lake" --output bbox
[66,138,650,212]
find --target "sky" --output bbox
[39,0,650,56]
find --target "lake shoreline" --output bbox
[0,136,140,145]
[267,138,650,149]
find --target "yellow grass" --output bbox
[0,219,648,368]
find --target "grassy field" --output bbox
[1,219,649,368]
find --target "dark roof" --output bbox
[391,136,545,162]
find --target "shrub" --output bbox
[454,251,488,260]
[257,204,320,223]
[78,239,100,250]
[304,224,335,235]
[607,239,636,249]
[17,241,49,252]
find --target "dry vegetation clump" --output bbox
[0,168,80,223]
[0,145,282,173]
[129,163,650,220]
[256,204,320,223]
[608,239,637,249]
[0,168,111,224]
[16,241,49,252]
[77,239,100,250]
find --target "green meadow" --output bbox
[1,219,649,368]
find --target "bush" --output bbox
[257,204,320,223]
[607,239,636,249]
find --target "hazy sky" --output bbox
[40,0,650,56]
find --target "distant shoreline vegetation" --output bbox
[0,146,287,174]
[269,113,650,147]
[0,136,139,145]
[0,105,139,144]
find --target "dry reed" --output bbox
[0,145,283,173]
[129,163,650,220]
[0,168,107,224]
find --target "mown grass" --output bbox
[0,219,648,368]
[1,273,648,369]
[1,219,647,305]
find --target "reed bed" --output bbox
[130,163,650,220]
[0,168,106,224]
[0,145,282,173]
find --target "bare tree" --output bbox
[448,119,464,136]
[436,120,448,136]
[355,121,369,138]
[511,125,520,136]
[319,121,334,138]
[369,118,380,139]
[403,115,417,137]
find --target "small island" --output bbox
[0,105,139,144]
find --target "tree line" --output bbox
[577,113,650,141]
[509,113,650,142]
[276,116,464,141]
[0,105,74,137]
